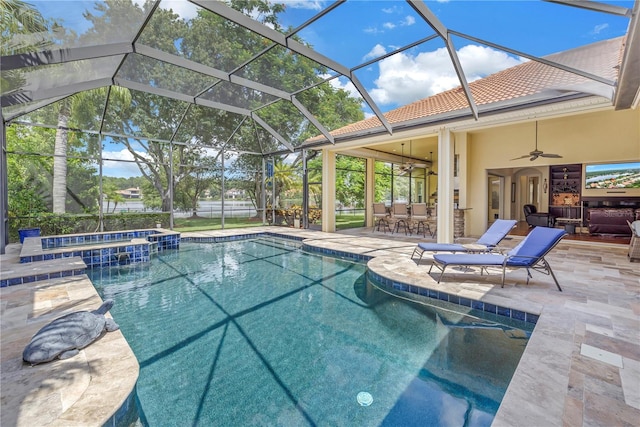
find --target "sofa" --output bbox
[523,204,556,227]
[587,208,637,236]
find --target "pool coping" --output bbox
[3,227,637,427]
[0,274,139,427]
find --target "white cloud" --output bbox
[369,44,525,106]
[382,5,401,14]
[102,148,149,178]
[327,76,360,99]
[383,22,396,30]
[156,1,199,20]
[402,16,416,26]
[592,23,609,35]
[364,26,382,35]
[363,44,387,61]
[282,1,324,10]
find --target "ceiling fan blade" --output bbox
[540,153,563,158]
[511,154,531,160]
[529,155,539,161]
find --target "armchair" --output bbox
[524,204,556,228]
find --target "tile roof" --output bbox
[309,37,623,143]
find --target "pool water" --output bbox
[88,237,531,426]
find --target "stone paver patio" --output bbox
[1,226,638,426]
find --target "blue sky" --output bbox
[29,1,634,176]
[277,0,633,110]
[33,0,633,113]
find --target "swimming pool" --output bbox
[88,236,532,426]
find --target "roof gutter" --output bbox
[279,93,611,157]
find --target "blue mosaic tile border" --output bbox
[20,244,151,268]
[367,269,539,325]
[0,268,85,288]
[148,233,180,251]
[301,244,373,263]
[102,388,139,427]
[20,231,180,269]
[182,232,305,244]
[40,230,160,249]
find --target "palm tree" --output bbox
[0,0,49,55]
[268,158,300,208]
[52,86,131,213]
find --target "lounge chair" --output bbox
[411,219,517,261]
[428,226,567,291]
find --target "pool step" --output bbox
[0,256,86,287]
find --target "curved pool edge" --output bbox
[0,274,139,427]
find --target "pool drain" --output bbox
[357,391,373,406]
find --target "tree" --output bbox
[267,157,301,208]
[335,155,366,209]
[6,125,51,217]
[174,153,220,217]
[102,182,125,214]
[15,0,364,218]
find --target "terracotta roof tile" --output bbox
[310,37,623,142]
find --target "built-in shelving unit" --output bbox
[549,164,583,223]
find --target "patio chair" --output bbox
[410,203,431,237]
[373,203,390,233]
[391,203,410,235]
[428,226,567,291]
[411,219,517,261]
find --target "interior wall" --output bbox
[465,107,640,236]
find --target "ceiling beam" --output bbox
[613,1,640,109]
[544,0,632,17]
[1,78,113,107]
[189,0,391,136]
[251,112,294,152]
[451,30,617,87]
[134,44,292,100]
[291,96,335,144]
[1,42,133,71]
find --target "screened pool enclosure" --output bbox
[2,0,638,252]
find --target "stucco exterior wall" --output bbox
[463,107,640,237]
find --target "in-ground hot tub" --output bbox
[19,229,180,268]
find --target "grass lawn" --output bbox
[173,217,264,232]
[173,214,365,232]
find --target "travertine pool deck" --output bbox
[1,226,639,426]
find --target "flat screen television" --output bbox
[585,162,640,189]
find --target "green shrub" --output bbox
[8,212,170,243]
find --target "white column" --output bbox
[456,132,469,235]
[322,149,336,232]
[437,128,455,243]
[365,157,375,228]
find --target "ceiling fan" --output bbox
[398,141,429,175]
[511,121,562,161]
[426,152,437,176]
